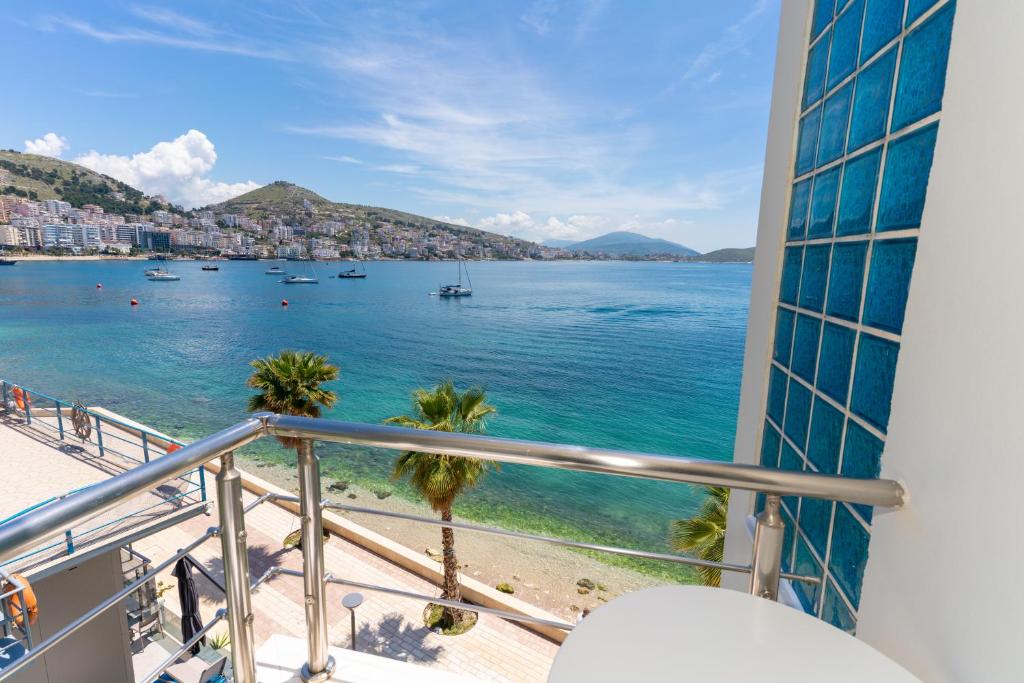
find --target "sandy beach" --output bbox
[242,455,674,622]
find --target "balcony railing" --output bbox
[0,380,207,572]
[0,411,906,682]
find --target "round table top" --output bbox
[342,592,364,609]
[547,585,919,683]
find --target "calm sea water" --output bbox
[0,259,750,555]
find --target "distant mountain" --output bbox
[206,181,538,251]
[542,238,577,248]
[562,231,699,257]
[0,150,171,215]
[689,247,755,263]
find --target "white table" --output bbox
[548,585,920,682]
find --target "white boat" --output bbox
[281,262,319,284]
[265,266,285,275]
[147,272,181,281]
[439,260,472,297]
[144,267,167,277]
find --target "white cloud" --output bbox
[433,215,471,227]
[323,155,363,164]
[24,132,69,157]
[520,0,559,35]
[670,0,771,89]
[73,130,260,208]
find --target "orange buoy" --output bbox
[12,387,31,412]
[0,573,38,626]
[281,299,289,307]
[130,299,139,306]
[166,443,182,454]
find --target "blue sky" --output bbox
[5,1,780,251]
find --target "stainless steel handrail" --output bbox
[0,412,909,682]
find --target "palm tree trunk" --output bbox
[440,504,462,623]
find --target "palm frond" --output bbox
[246,350,340,448]
[670,486,730,587]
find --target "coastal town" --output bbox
[0,193,566,261]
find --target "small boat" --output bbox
[438,259,472,297]
[147,272,181,281]
[144,267,167,276]
[265,266,285,275]
[201,265,219,271]
[0,259,17,266]
[338,262,367,279]
[280,275,318,284]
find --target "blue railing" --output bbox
[0,379,207,569]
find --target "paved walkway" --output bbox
[0,415,558,682]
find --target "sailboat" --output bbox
[281,261,319,284]
[338,261,367,279]
[438,259,472,297]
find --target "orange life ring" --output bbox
[12,387,31,412]
[1,573,38,626]
[166,443,182,454]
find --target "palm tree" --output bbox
[386,380,496,629]
[670,486,729,587]
[246,350,339,451]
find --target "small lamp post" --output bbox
[342,592,364,651]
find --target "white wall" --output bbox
[855,2,1024,680]
[722,0,811,587]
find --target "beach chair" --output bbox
[157,654,227,683]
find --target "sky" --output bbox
[4,1,781,251]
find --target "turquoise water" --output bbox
[0,259,750,561]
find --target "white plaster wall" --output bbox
[722,0,811,589]
[855,2,1024,680]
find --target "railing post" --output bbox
[23,393,31,425]
[297,439,335,682]
[94,415,104,457]
[216,451,257,683]
[64,530,74,555]
[55,400,65,440]
[1,381,8,410]
[141,432,150,462]
[749,494,785,600]
[198,465,208,502]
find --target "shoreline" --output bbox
[239,452,676,622]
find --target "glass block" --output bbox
[860,0,904,65]
[826,241,868,321]
[768,365,788,425]
[906,0,941,26]
[793,535,824,612]
[780,246,804,305]
[799,495,834,559]
[807,171,838,238]
[780,441,804,515]
[804,29,832,109]
[784,378,813,450]
[842,419,884,521]
[850,332,900,431]
[863,237,918,333]
[822,579,857,633]
[792,313,823,383]
[876,123,939,231]
[836,147,882,235]
[796,105,823,176]
[782,506,797,572]
[799,244,831,312]
[807,396,844,474]
[817,322,856,404]
[827,0,865,90]
[788,179,813,241]
[891,2,956,131]
[828,504,870,610]
[812,0,838,39]
[761,420,782,468]
[848,47,897,152]
[817,82,853,167]
[774,306,797,367]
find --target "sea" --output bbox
[0,259,750,562]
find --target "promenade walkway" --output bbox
[0,415,558,682]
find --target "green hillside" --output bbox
[0,150,173,214]
[689,247,755,263]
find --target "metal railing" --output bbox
[0,380,207,570]
[0,412,907,682]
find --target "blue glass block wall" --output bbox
[761,0,956,632]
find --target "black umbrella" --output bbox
[172,557,205,655]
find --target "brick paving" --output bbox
[0,414,559,682]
